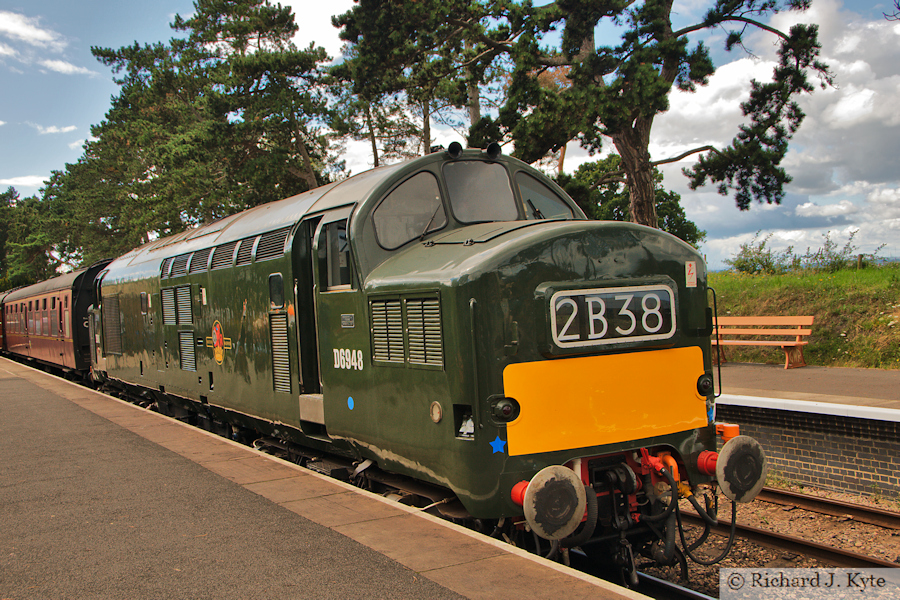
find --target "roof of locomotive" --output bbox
[111,161,409,268]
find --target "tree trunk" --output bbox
[612,120,657,228]
[464,39,481,126]
[289,112,319,190]
[421,99,432,155]
[364,104,379,167]
[293,138,317,190]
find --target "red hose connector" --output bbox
[697,450,718,476]
[510,480,529,506]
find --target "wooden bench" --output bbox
[711,316,815,369]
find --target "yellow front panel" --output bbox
[503,347,708,456]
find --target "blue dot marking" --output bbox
[348,397,355,410]
[489,436,507,454]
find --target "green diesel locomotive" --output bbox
[92,144,766,580]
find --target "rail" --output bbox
[756,487,900,530]
[679,511,898,569]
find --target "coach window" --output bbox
[373,172,446,249]
[140,292,149,315]
[516,172,575,220]
[51,298,59,337]
[443,160,518,223]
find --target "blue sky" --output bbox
[2,0,899,269]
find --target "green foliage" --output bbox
[557,155,706,246]
[0,188,60,291]
[330,1,481,159]
[724,232,796,275]
[44,0,335,263]
[725,230,885,275]
[710,264,900,369]
[0,187,13,279]
[684,24,832,209]
[334,0,831,227]
[799,230,885,273]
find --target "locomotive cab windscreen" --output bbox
[370,157,582,255]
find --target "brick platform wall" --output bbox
[716,405,900,499]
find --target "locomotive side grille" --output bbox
[160,257,173,278]
[235,238,255,266]
[406,298,443,367]
[269,313,291,393]
[179,331,196,372]
[175,286,193,325]
[256,227,290,261]
[210,241,238,270]
[161,288,177,325]
[371,299,404,363]
[170,253,190,277]
[189,248,212,273]
[102,295,123,355]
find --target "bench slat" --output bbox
[714,316,814,326]
[711,340,809,347]
[712,328,812,336]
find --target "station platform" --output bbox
[0,358,645,600]
[716,362,900,406]
[714,362,900,420]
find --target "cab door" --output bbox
[308,208,366,435]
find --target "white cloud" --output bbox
[795,199,860,218]
[0,41,15,57]
[28,123,77,135]
[39,59,97,76]
[0,175,46,189]
[822,85,877,128]
[0,10,66,51]
[283,0,355,61]
[867,187,900,220]
[68,139,87,151]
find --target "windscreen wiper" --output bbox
[527,199,545,219]
[420,204,443,240]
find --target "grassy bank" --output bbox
[708,263,900,369]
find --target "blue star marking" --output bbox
[489,436,507,454]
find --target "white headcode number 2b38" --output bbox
[334,349,364,371]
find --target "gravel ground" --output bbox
[644,485,900,598]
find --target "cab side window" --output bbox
[516,172,575,220]
[325,220,352,289]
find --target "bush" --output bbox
[724,232,795,275]
[799,230,886,273]
[725,230,886,275]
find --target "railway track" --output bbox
[756,486,900,530]
[680,491,900,569]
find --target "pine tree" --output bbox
[334,0,831,229]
